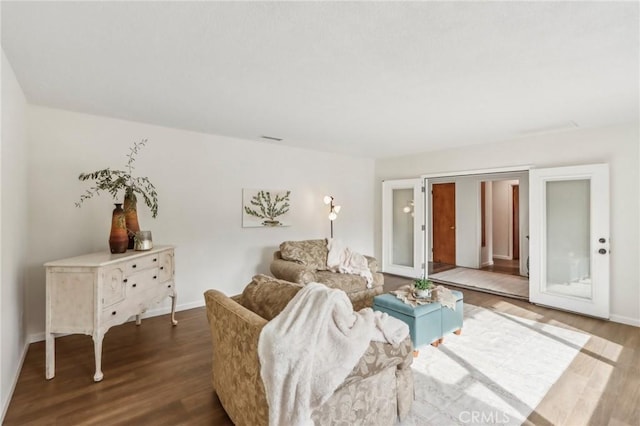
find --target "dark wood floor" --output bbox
[428,261,456,275]
[4,309,233,425]
[480,257,523,276]
[5,278,639,425]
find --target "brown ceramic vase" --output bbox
[109,203,128,254]
[124,192,141,249]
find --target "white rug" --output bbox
[400,304,590,426]
[429,267,529,299]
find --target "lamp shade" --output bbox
[333,205,341,213]
[323,195,333,205]
[328,211,337,221]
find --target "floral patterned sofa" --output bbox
[204,274,413,426]
[270,239,384,311]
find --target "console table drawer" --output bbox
[126,268,160,290]
[101,303,129,326]
[124,254,160,275]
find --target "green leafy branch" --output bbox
[76,139,159,218]
[244,190,290,221]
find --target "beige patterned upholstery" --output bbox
[271,239,384,311]
[279,239,329,270]
[240,274,303,321]
[204,275,414,426]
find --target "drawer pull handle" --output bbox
[153,258,157,262]
[167,284,171,288]
[132,264,137,269]
[112,311,117,316]
[160,266,165,270]
[123,279,128,283]
[132,283,137,288]
[153,276,157,280]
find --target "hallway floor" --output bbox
[424,258,528,300]
[480,257,522,276]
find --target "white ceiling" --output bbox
[2,1,638,158]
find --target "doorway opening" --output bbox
[426,172,529,299]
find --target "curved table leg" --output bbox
[170,290,178,326]
[92,332,104,382]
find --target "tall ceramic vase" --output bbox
[124,192,141,249]
[109,203,128,254]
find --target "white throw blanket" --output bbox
[258,283,409,426]
[326,238,374,288]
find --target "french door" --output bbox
[529,164,610,318]
[381,179,424,278]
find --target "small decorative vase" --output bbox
[109,203,128,254]
[415,288,431,299]
[124,192,140,249]
[134,231,153,251]
[262,220,281,227]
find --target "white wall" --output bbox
[480,182,493,267]
[375,123,640,326]
[455,177,480,269]
[492,179,518,259]
[1,51,29,419]
[26,106,375,339]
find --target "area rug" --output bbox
[429,267,529,299]
[400,304,590,426]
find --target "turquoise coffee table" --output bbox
[373,291,463,349]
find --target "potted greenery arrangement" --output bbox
[76,139,158,252]
[413,276,434,299]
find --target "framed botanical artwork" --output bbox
[242,189,291,228]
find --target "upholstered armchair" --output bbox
[204,275,414,426]
[270,239,384,311]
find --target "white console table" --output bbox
[45,245,177,382]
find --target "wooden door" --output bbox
[432,183,456,265]
[512,184,520,260]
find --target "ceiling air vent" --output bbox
[261,135,283,142]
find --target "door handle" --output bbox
[598,248,607,254]
[450,226,455,230]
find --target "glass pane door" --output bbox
[529,164,609,319]
[382,179,423,278]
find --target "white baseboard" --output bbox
[493,255,512,260]
[27,300,207,344]
[1,340,30,423]
[609,314,640,328]
[141,300,205,318]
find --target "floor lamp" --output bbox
[323,195,341,238]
